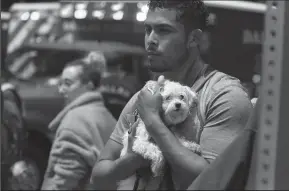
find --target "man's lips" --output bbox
[147,53,160,60]
[147,51,161,56]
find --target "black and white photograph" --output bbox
[1,0,288,190]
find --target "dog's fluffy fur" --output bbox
[120,80,201,180]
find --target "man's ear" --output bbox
[187,29,203,49]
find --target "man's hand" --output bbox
[136,76,165,127]
[90,118,150,189]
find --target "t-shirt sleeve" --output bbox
[109,92,139,145]
[200,86,253,162]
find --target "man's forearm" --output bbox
[146,115,208,188]
[92,154,142,189]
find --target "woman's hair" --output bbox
[65,51,107,87]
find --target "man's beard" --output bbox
[147,52,189,74]
[148,64,171,73]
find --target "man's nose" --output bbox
[146,31,158,47]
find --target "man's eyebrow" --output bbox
[144,22,175,29]
[64,79,73,83]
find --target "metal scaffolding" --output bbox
[254,1,289,190]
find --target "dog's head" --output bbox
[160,81,198,126]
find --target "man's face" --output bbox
[58,66,82,98]
[145,8,189,73]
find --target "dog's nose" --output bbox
[175,103,181,109]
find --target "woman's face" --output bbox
[58,65,82,98]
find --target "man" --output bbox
[41,52,116,190]
[91,0,253,190]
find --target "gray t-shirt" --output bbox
[110,65,253,190]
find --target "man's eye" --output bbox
[145,26,152,34]
[158,28,170,34]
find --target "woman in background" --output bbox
[41,52,116,190]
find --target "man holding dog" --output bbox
[91,0,253,190]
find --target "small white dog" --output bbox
[120,79,201,178]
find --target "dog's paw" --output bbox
[132,139,150,160]
[151,156,165,177]
[180,139,201,155]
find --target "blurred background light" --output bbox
[75,3,87,10]
[112,11,124,20]
[140,4,149,13]
[136,12,146,22]
[136,2,148,22]
[137,2,148,9]
[30,11,40,20]
[60,4,74,18]
[92,10,105,19]
[111,3,124,11]
[74,9,87,19]
[20,12,30,21]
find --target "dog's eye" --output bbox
[165,96,171,100]
[180,95,185,100]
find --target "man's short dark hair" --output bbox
[148,0,209,32]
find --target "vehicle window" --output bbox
[7,50,84,80]
[6,49,144,81]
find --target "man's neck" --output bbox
[153,56,204,87]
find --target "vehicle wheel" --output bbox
[9,144,49,190]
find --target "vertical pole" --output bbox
[273,0,289,189]
[255,1,289,190]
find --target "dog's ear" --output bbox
[185,87,198,113]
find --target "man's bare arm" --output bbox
[90,92,150,190]
[146,115,208,190]
[91,139,148,190]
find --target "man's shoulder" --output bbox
[205,70,247,97]
[109,91,141,144]
[121,91,140,114]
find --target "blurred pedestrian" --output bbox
[1,83,32,190]
[41,52,116,190]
